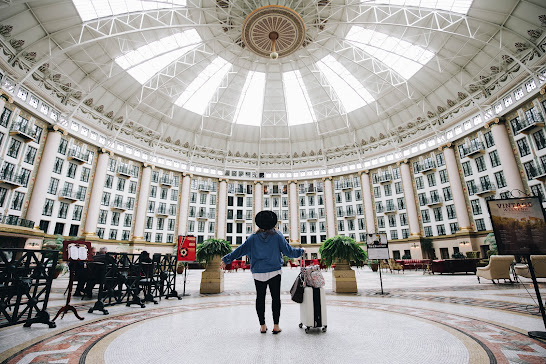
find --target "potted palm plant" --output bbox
[196,238,232,294]
[319,235,367,293]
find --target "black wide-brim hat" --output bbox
[255,211,278,230]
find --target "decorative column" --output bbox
[359,171,375,233]
[288,180,299,242]
[82,149,111,238]
[216,178,228,239]
[132,164,153,242]
[440,144,472,232]
[26,126,67,228]
[177,173,192,237]
[253,181,263,230]
[485,118,525,193]
[323,177,336,238]
[399,161,420,237]
[0,91,13,112]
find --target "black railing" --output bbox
[88,253,180,315]
[68,148,90,162]
[0,214,34,228]
[0,249,58,328]
[0,172,25,185]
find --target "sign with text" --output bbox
[177,235,196,262]
[62,240,92,261]
[366,233,389,260]
[487,197,546,255]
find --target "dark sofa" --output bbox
[431,259,478,274]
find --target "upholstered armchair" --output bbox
[388,258,404,273]
[476,255,514,283]
[514,255,546,279]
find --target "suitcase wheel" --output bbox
[299,323,303,329]
[305,327,310,334]
[322,326,327,333]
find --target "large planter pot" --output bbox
[332,260,357,293]
[370,262,379,272]
[200,255,224,294]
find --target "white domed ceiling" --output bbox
[0,0,545,171]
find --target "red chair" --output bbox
[289,260,300,268]
[241,261,251,271]
[231,260,241,271]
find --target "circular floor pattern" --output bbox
[3,299,546,364]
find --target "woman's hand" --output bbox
[220,260,226,269]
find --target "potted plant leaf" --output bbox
[196,239,232,294]
[319,235,367,293]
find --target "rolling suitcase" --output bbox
[299,286,327,333]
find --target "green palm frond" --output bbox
[196,239,233,263]
[319,235,367,267]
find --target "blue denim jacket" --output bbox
[222,230,304,274]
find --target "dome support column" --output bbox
[177,173,192,237]
[359,171,375,233]
[323,177,337,238]
[82,148,111,238]
[486,118,525,194]
[132,164,153,242]
[217,178,228,239]
[399,161,421,237]
[440,144,472,232]
[288,181,299,243]
[253,181,263,231]
[26,126,66,229]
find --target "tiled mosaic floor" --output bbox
[1,267,546,364]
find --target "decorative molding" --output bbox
[143,163,155,169]
[484,117,505,129]
[49,124,68,136]
[0,90,13,103]
[437,142,453,151]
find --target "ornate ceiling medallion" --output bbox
[241,5,306,59]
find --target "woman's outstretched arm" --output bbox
[277,231,304,258]
[222,238,250,264]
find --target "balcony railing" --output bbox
[344,210,356,218]
[376,205,385,213]
[156,207,169,216]
[270,187,281,195]
[377,173,392,184]
[58,189,80,201]
[416,160,436,173]
[0,214,34,229]
[425,196,443,206]
[117,165,132,177]
[475,182,496,196]
[160,176,172,186]
[0,172,24,188]
[68,148,89,164]
[198,184,216,192]
[9,123,38,142]
[305,187,317,194]
[385,204,397,213]
[307,211,318,220]
[532,163,546,181]
[512,113,545,135]
[111,200,129,210]
[235,187,245,194]
[460,142,485,158]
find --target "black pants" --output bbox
[254,274,281,325]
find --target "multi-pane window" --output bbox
[446,204,456,219]
[53,157,63,174]
[533,130,546,150]
[124,214,133,227]
[97,228,105,239]
[148,201,155,212]
[400,213,408,226]
[11,191,24,210]
[388,215,396,227]
[471,200,482,215]
[0,107,12,127]
[437,225,446,236]
[101,192,111,206]
[424,226,433,237]
[127,197,135,210]
[58,139,68,154]
[397,197,405,210]
[66,162,77,178]
[394,182,403,194]
[46,178,59,195]
[450,222,459,234]
[494,171,507,188]
[7,138,22,158]
[475,156,486,172]
[421,209,430,223]
[129,181,137,194]
[117,178,126,191]
[439,169,449,184]
[517,138,531,157]
[384,184,392,196]
[377,216,385,228]
[73,205,83,221]
[168,218,175,231]
[436,153,445,166]
[462,161,473,176]
[523,161,537,179]
[111,212,120,226]
[98,210,108,224]
[110,229,118,240]
[43,198,54,216]
[81,167,90,182]
[415,176,424,190]
[150,186,157,198]
[373,186,381,198]
[433,207,443,222]
[146,217,153,229]
[157,218,165,230]
[58,202,68,219]
[466,180,477,195]
[531,184,545,201]
[171,190,178,201]
[418,193,427,206]
[0,187,7,207]
[489,150,501,167]
[475,218,486,231]
[105,175,113,188]
[24,146,37,164]
[108,158,116,172]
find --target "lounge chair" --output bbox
[476,255,514,283]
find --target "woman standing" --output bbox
[221,210,304,334]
